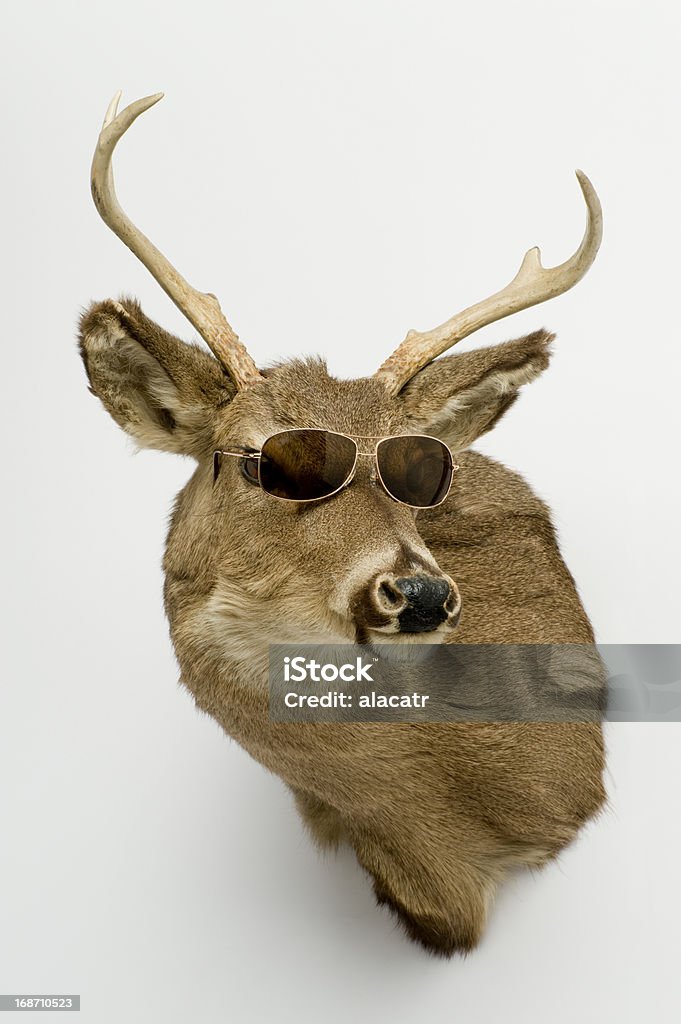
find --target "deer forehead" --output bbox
[214,360,404,445]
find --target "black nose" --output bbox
[394,575,454,633]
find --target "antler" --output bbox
[91,91,263,390]
[375,171,603,396]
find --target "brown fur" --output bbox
[78,297,606,956]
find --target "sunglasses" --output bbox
[213,429,458,508]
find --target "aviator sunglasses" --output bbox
[213,429,458,509]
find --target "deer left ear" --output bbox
[394,330,554,452]
[79,297,234,458]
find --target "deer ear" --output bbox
[78,298,234,458]
[395,330,553,452]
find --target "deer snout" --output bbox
[372,573,461,634]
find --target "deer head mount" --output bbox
[79,92,606,956]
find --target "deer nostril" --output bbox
[379,580,403,607]
[445,587,461,616]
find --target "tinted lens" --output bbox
[377,435,453,507]
[259,430,357,500]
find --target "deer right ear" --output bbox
[78,298,234,458]
[394,330,553,452]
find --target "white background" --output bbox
[2,1,680,1021]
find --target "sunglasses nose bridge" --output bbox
[351,448,379,485]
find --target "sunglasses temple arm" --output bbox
[213,449,263,484]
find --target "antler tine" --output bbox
[91,91,263,390]
[375,171,603,396]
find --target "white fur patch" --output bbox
[190,577,355,680]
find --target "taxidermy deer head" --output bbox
[79,92,606,956]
